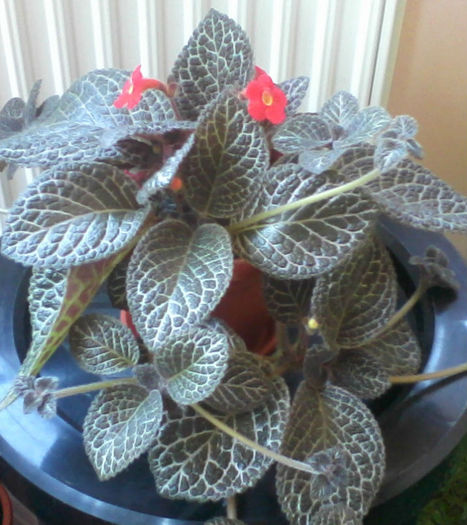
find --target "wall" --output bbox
[388,0,467,256]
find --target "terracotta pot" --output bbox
[0,484,12,525]
[121,258,277,356]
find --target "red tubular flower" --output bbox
[113,65,166,110]
[245,71,287,125]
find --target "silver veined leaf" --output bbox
[320,91,359,129]
[171,9,254,121]
[272,114,332,154]
[388,115,418,139]
[313,503,362,525]
[182,90,268,218]
[355,318,422,377]
[338,147,467,233]
[278,76,310,116]
[107,255,130,310]
[0,69,178,169]
[127,220,233,350]
[149,377,289,502]
[374,137,408,172]
[234,164,377,279]
[329,350,391,400]
[83,385,163,481]
[310,235,398,349]
[1,164,149,269]
[298,148,341,175]
[204,349,273,414]
[276,382,385,523]
[154,326,229,405]
[69,314,140,375]
[337,106,391,149]
[263,274,314,324]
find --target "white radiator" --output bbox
[0,0,406,220]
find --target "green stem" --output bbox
[390,362,467,384]
[192,403,316,476]
[227,496,237,519]
[54,377,137,399]
[227,168,380,235]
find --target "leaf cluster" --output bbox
[0,8,465,525]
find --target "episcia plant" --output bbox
[0,8,466,525]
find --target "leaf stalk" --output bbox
[54,377,137,399]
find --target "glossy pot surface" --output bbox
[1,219,467,524]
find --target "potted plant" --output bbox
[1,9,467,525]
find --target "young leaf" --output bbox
[409,245,460,290]
[263,274,314,324]
[320,91,359,130]
[171,9,254,120]
[127,220,233,350]
[310,236,398,349]
[182,90,269,218]
[336,106,391,149]
[69,314,140,375]
[272,114,332,154]
[234,164,377,279]
[204,349,273,414]
[374,137,408,172]
[1,164,149,269]
[154,325,229,405]
[276,382,385,523]
[148,377,289,501]
[83,385,163,481]
[278,76,310,116]
[136,134,195,204]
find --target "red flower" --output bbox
[113,65,166,110]
[245,70,287,125]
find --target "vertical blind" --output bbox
[0,0,405,221]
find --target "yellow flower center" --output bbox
[262,90,274,106]
[128,84,134,94]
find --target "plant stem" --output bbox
[390,363,467,384]
[0,208,9,214]
[227,496,237,519]
[54,377,137,399]
[227,168,380,235]
[192,403,316,476]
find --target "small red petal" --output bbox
[254,66,267,78]
[248,100,267,121]
[113,93,128,108]
[131,65,143,85]
[265,104,286,124]
[170,176,183,192]
[245,79,264,100]
[271,85,287,105]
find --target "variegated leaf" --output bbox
[171,9,254,120]
[1,164,149,269]
[0,69,178,168]
[149,377,289,501]
[107,255,129,310]
[298,148,341,175]
[328,350,391,400]
[276,383,385,523]
[204,349,273,414]
[154,326,229,405]
[338,147,467,233]
[83,385,163,481]
[263,274,314,324]
[1,252,131,410]
[313,503,362,525]
[374,138,408,172]
[279,76,310,116]
[336,106,390,149]
[272,114,332,154]
[182,90,268,218]
[234,164,377,279]
[127,220,233,350]
[69,314,140,375]
[310,236,397,349]
[320,91,359,129]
